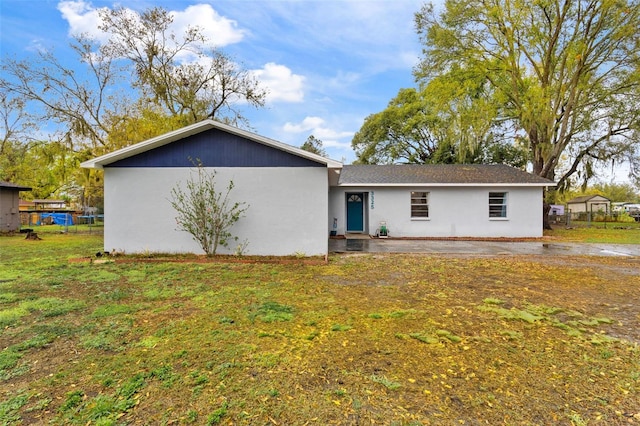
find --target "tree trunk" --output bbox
[542,202,552,231]
[25,231,41,240]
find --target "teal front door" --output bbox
[346,193,364,232]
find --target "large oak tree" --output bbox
[415,0,640,190]
[352,86,528,167]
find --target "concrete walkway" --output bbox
[329,238,640,257]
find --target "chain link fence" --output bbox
[550,211,640,227]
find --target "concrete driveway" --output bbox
[329,238,640,257]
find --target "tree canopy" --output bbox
[98,7,266,125]
[414,0,640,190]
[351,87,528,167]
[0,6,267,206]
[300,135,327,157]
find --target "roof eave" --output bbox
[81,119,343,169]
[336,182,556,187]
[0,182,32,191]
[81,120,215,170]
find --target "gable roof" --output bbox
[337,164,555,187]
[566,195,611,204]
[0,181,32,191]
[81,119,343,170]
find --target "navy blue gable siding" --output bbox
[107,128,324,168]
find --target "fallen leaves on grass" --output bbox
[1,235,639,424]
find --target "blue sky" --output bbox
[1,0,432,163]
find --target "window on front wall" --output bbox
[489,192,507,218]
[411,191,429,218]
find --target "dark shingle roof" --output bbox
[338,164,555,186]
[0,181,32,191]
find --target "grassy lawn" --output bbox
[1,231,639,425]
[545,221,640,244]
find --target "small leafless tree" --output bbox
[169,164,248,255]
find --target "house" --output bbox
[19,199,75,226]
[566,195,611,215]
[0,182,32,233]
[81,120,343,256]
[81,120,555,256]
[329,164,554,239]
[21,199,68,211]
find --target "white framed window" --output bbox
[411,191,429,218]
[489,192,508,218]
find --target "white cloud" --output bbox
[57,0,109,42]
[169,4,246,48]
[252,63,305,103]
[283,116,354,151]
[283,116,324,133]
[26,38,47,53]
[328,71,361,90]
[57,1,245,48]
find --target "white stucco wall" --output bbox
[329,186,545,238]
[104,167,329,256]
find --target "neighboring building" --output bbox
[612,202,640,214]
[19,199,75,226]
[81,120,556,256]
[24,199,68,211]
[0,182,32,233]
[566,195,611,214]
[621,203,640,213]
[612,202,626,212]
[549,204,565,215]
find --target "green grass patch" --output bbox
[0,349,23,373]
[249,301,294,323]
[388,309,418,319]
[435,329,462,342]
[91,304,137,318]
[80,320,132,350]
[477,304,544,323]
[1,297,85,327]
[478,301,620,341]
[0,292,18,304]
[331,323,352,332]
[371,374,401,390]
[0,392,30,424]
[407,332,440,344]
[206,402,228,425]
[58,375,145,424]
[545,224,640,243]
[0,305,30,327]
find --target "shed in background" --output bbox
[566,195,611,215]
[0,182,32,233]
